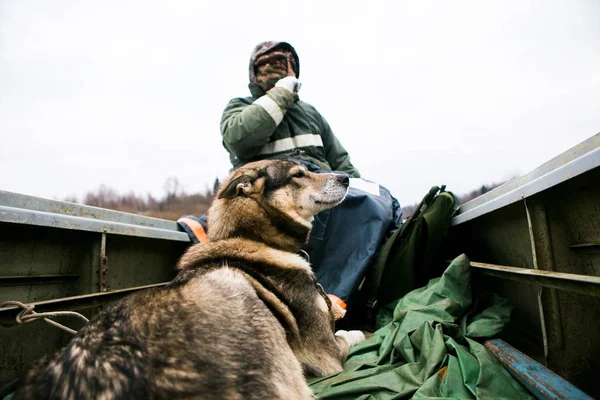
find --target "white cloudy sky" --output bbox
[1,1,599,207]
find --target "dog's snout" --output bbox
[336,174,350,187]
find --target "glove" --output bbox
[275,76,301,94]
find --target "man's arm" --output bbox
[318,114,361,178]
[220,85,296,161]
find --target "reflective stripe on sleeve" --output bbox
[253,95,284,125]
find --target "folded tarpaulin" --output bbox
[309,254,535,400]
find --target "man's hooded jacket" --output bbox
[220,41,360,177]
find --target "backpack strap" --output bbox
[177,216,209,244]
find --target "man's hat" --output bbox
[248,41,300,85]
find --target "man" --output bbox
[220,41,360,178]
[210,41,401,304]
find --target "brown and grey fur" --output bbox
[15,160,364,400]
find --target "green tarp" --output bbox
[309,254,535,399]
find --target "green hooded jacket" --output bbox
[220,41,360,178]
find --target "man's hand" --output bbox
[275,76,301,95]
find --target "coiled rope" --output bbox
[0,301,89,335]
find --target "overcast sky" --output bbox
[1,1,599,207]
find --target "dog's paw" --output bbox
[335,330,365,347]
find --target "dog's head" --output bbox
[208,160,349,252]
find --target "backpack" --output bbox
[347,185,458,326]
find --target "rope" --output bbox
[0,301,89,335]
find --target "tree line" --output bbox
[66,177,506,221]
[64,177,218,221]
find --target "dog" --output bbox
[15,159,365,399]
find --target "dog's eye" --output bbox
[293,171,305,178]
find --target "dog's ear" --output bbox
[218,171,259,199]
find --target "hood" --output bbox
[248,41,300,86]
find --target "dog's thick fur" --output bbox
[15,160,364,399]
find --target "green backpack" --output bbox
[355,185,459,323]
